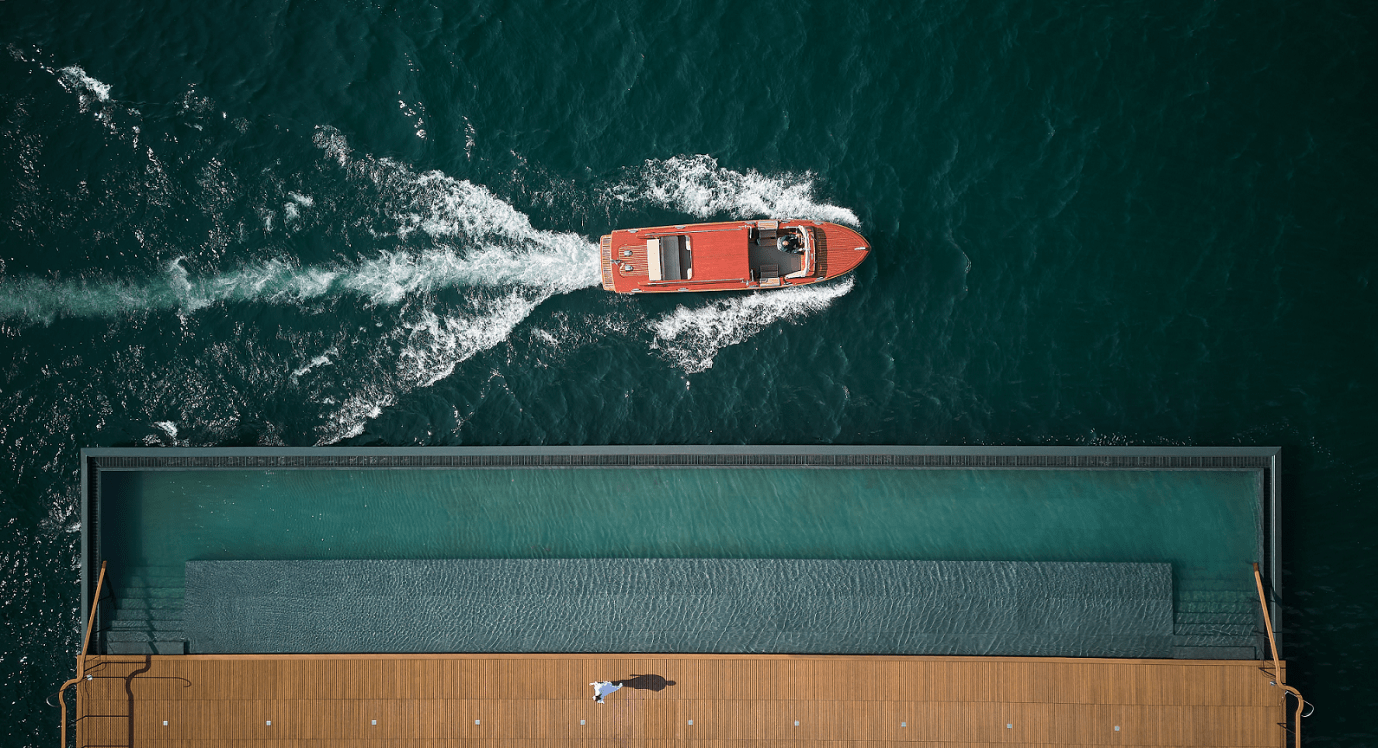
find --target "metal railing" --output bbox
[1252,562,1310,748]
[55,560,106,748]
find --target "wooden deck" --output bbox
[73,653,1287,747]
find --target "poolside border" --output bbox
[80,445,1281,658]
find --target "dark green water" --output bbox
[1,0,1374,742]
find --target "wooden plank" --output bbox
[72,654,1288,747]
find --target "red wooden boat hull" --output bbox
[599,220,869,294]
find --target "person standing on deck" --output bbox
[590,680,622,703]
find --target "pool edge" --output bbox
[80,445,1283,659]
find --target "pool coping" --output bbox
[80,445,1281,657]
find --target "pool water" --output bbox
[101,467,1261,590]
[183,558,1179,656]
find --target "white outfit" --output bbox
[590,681,623,703]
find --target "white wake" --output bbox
[609,154,860,226]
[13,62,865,440]
[650,277,855,373]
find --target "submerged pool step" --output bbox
[114,588,184,602]
[1175,611,1256,627]
[108,615,184,631]
[103,633,186,644]
[118,565,186,583]
[1176,597,1256,612]
[185,559,1176,657]
[114,595,185,611]
[101,639,187,655]
[100,565,188,655]
[112,601,185,619]
[1173,611,1258,640]
[1170,578,1261,658]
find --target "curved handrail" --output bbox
[57,560,106,748]
[1253,562,1308,748]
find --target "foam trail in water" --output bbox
[650,277,855,373]
[610,155,860,226]
[397,295,541,389]
[1,128,601,323]
[299,129,603,442]
[5,63,620,447]
[317,126,588,254]
[56,66,112,111]
[312,294,543,444]
[0,243,597,324]
[0,120,602,444]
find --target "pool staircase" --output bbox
[1171,574,1263,659]
[100,564,187,655]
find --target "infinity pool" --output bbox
[100,467,1261,586]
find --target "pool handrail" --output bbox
[57,560,105,748]
[1253,562,1307,748]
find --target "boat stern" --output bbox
[599,234,617,291]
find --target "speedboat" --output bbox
[599,219,869,293]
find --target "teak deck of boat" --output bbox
[73,653,1287,747]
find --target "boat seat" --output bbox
[660,235,683,280]
[647,235,690,281]
[759,264,781,287]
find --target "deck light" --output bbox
[1115,726,1121,731]
[901,722,906,727]
[266,721,272,726]
[372,720,377,725]
[580,720,585,725]
[794,721,799,726]
[687,720,693,725]
[1006,724,1012,729]
[475,720,480,725]
[163,721,168,726]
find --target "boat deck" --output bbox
[599,221,867,292]
[74,653,1287,746]
[747,235,804,278]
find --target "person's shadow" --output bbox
[616,674,676,692]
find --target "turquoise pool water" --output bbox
[100,467,1262,587]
